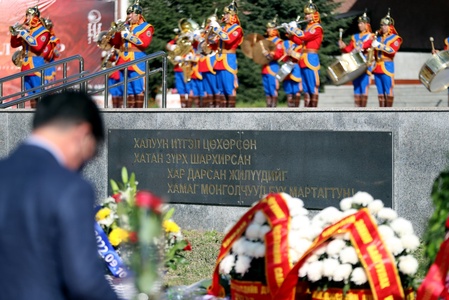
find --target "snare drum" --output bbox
[419,50,449,92]
[275,60,296,82]
[326,51,367,86]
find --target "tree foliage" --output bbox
[140,0,353,103]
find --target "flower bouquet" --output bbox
[289,191,419,300]
[208,193,315,300]
[95,167,191,299]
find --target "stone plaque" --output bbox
[108,130,393,209]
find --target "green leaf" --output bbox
[110,179,119,194]
[164,207,175,221]
[121,166,129,184]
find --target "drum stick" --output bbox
[429,37,435,53]
[339,28,343,41]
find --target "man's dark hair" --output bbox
[33,91,105,142]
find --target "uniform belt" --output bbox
[304,49,318,53]
[377,57,393,62]
[220,49,236,54]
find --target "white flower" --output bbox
[253,211,267,225]
[258,225,271,240]
[234,255,252,275]
[351,267,368,285]
[306,254,319,263]
[339,246,359,265]
[385,236,404,256]
[298,263,309,278]
[333,263,353,282]
[319,207,343,225]
[290,215,310,230]
[244,241,259,257]
[389,217,414,237]
[285,196,305,217]
[307,260,324,282]
[291,238,313,257]
[367,200,384,215]
[326,239,346,258]
[245,223,261,241]
[289,249,301,264]
[340,197,353,211]
[314,244,327,256]
[219,254,235,275]
[377,224,395,240]
[352,191,374,206]
[98,211,116,227]
[401,234,420,252]
[341,209,358,218]
[253,242,266,258]
[398,255,419,275]
[334,232,351,241]
[232,237,247,256]
[376,207,398,222]
[322,258,340,279]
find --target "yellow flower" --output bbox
[95,208,111,221]
[163,220,180,233]
[108,227,129,246]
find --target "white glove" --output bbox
[18,29,28,38]
[288,21,297,29]
[184,53,194,61]
[192,29,203,41]
[371,39,380,48]
[174,56,183,63]
[167,44,177,51]
[281,23,289,29]
[209,20,221,33]
[121,28,130,40]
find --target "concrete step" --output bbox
[319,84,448,108]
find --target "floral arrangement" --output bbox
[298,191,420,295]
[218,193,315,281]
[209,192,420,299]
[95,167,191,297]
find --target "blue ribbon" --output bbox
[94,222,131,278]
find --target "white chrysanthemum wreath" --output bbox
[299,191,420,292]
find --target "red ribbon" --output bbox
[276,209,404,300]
[208,193,295,299]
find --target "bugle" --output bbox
[97,17,130,50]
[9,21,28,36]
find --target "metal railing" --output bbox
[0,55,85,108]
[0,51,168,109]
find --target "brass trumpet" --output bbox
[97,17,130,50]
[9,21,28,36]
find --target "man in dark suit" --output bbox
[0,91,120,299]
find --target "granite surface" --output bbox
[2,107,449,237]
